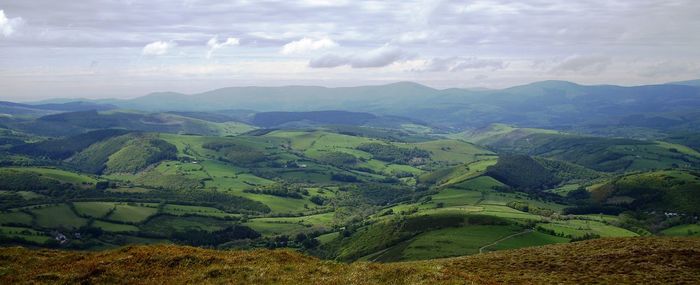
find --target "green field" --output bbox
[480,205,543,220]
[73,202,116,218]
[452,175,504,190]
[0,190,47,201]
[661,224,700,236]
[413,139,496,165]
[429,188,483,207]
[1,167,98,184]
[250,212,335,228]
[487,230,570,251]
[142,215,234,234]
[31,204,88,229]
[420,160,498,187]
[244,220,311,236]
[106,204,159,223]
[0,211,33,226]
[161,204,239,218]
[316,232,340,244]
[371,225,524,261]
[0,226,52,243]
[537,219,638,239]
[546,183,581,196]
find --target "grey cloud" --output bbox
[309,45,408,68]
[1,0,700,99]
[308,53,347,68]
[638,61,700,78]
[551,55,611,73]
[1,0,699,56]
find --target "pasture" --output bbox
[30,204,88,229]
[106,203,159,223]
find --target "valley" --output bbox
[3,1,699,283]
[1,90,699,266]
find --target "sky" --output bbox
[1,0,699,101]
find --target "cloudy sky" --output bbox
[1,0,699,101]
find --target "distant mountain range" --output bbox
[6,79,700,131]
[0,101,116,116]
[667,79,700,87]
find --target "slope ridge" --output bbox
[1,237,699,284]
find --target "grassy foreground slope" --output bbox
[1,237,699,284]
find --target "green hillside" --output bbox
[589,170,700,214]
[464,125,700,172]
[70,133,177,174]
[5,110,256,137]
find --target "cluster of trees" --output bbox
[527,135,653,172]
[70,135,134,174]
[10,129,130,159]
[244,184,308,199]
[203,141,267,166]
[318,152,358,167]
[264,232,321,249]
[0,169,68,193]
[309,195,326,205]
[356,143,430,164]
[535,226,601,241]
[331,173,359,182]
[562,205,625,215]
[172,226,261,246]
[102,137,177,174]
[485,155,561,191]
[534,157,600,182]
[164,189,271,214]
[506,201,554,217]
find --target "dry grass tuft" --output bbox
[1,237,699,284]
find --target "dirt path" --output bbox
[368,247,392,262]
[479,229,533,254]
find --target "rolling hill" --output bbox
[462,124,700,172]
[668,79,700,87]
[26,80,700,132]
[0,101,116,117]
[588,170,700,214]
[2,237,699,284]
[247,110,430,131]
[3,110,256,137]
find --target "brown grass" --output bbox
[1,237,699,284]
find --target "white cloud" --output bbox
[309,45,409,68]
[394,32,429,44]
[418,57,506,72]
[298,0,349,7]
[206,36,240,59]
[0,10,24,37]
[142,41,175,56]
[281,37,338,55]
